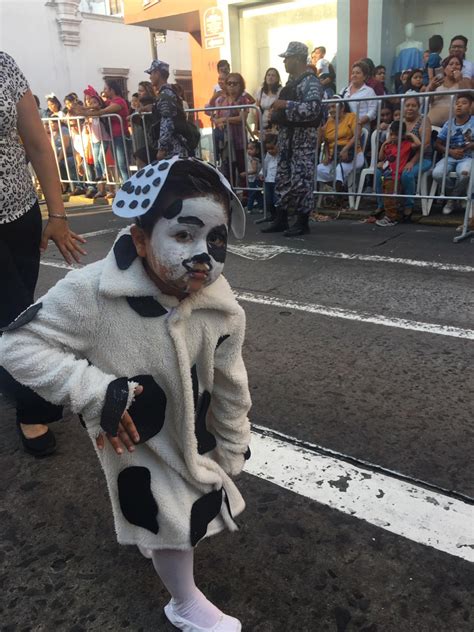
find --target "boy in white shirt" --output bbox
[260,134,278,223]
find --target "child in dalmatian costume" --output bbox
[0,156,251,632]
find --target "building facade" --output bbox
[122,0,474,108]
[0,0,192,109]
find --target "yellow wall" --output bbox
[124,0,221,114]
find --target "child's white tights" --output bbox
[151,548,222,628]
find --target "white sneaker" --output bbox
[442,200,454,215]
[164,600,242,632]
[376,217,398,227]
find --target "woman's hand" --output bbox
[452,69,462,83]
[96,385,144,454]
[339,147,350,162]
[40,217,87,264]
[156,149,166,161]
[403,161,415,173]
[271,99,288,111]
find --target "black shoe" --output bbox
[283,214,310,237]
[17,423,56,457]
[261,207,288,233]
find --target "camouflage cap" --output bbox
[279,41,309,59]
[144,59,170,75]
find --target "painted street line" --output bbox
[246,431,474,562]
[235,291,474,340]
[228,242,474,273]
[41,208,113,220]
[39,261,474,340]
[80,228,119,238]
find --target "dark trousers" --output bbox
[0,202,63,425]
[264,182,276,218]
[247,180,263,211]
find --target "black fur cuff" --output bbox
[101,377,130,436]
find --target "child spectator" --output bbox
[83,86,111,199]
[404,69,424,93]
[241,140,263,213]
[423,35,444,85]
[397,70,411,94]
[375,120,421,226]
[260,134,278,222]
[0,157,250,632]
[130,92,140,113]
[374,65,387,94]
[432,93,474,215]
[378,102,394,143]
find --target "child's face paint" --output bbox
[146,196,228,294]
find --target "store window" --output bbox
[80,0,123,17]
[237,0,337,97]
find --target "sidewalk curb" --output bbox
[317,208,463,227]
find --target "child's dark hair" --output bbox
[428,35,443,53]
[265,133,278,148]
[456,92,473,105]
[136,161,230,235]
[389,121,406,136]
[248,140,261,158]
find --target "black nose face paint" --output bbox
[207,224,228,264]
[183,253,213,272]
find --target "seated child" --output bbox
[374,121,421,226]
[0,157,251,632]
[241,140,263,213]
[260,134,278,222]
[432,93,474,215]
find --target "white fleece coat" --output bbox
[0,229,252,550]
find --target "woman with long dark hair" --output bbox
[255,67,282,130]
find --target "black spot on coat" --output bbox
[190,489,222,546]
[216,334,230,349]
[1,303,42,332]
[118,467,159,534]
[126,296,167,317]
[195,391,216,455]
[128,374,167,443]
[113,234,137,270]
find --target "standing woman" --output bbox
[0,52,86,455]
[214,72,253,185]
[255,67,282,132]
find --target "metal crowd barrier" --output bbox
[130,104,266,216]
[41,93,473,244]
[315,90,473,243]
[42,113,131,189]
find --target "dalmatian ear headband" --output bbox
[112,156,246,239]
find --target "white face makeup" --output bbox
[147,196,228,293]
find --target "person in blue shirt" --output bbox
[432,93,474,214]
[423,35,443,86]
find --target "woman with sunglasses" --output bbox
[214,73,254,186]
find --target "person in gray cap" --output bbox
[142,59,190,162]
[262,41,323,237]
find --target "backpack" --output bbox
[151,87,201,151]
[271,71,323,128]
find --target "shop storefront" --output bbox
[123,0,474,109]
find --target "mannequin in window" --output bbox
[392,23,423,90]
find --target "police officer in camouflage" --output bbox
[262,41,323,237]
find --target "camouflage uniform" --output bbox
[275,73,322,216]
[153,84,189,159]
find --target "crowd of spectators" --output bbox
[37,30,474,224]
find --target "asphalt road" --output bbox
[1,207,473,632]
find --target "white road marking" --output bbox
[39,261,474,340]
[37,258,473,558]
[246,431,474,562]
[80,228,119,238]
[235,291,474,340]
[228,242,474,273]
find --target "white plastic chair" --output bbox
[347,127,369,209]
[354,128,379,210]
